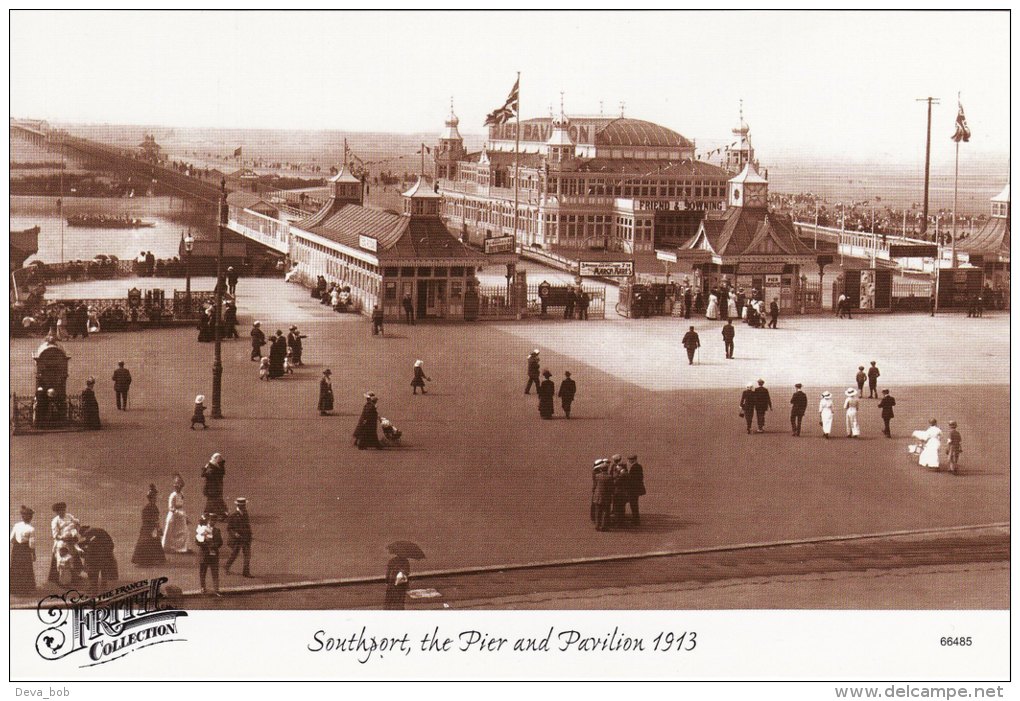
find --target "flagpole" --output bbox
[952,135,960,268]
[513,71,521,250]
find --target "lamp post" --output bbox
[183,231,194,314]
[212,181,226,419]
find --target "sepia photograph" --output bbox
[7,8,1011,688]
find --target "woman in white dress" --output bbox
[705,293,720,320]
[843,388,861,438]
[161,473,190,553]
[912,419,943,470]
[726,294,738,319]
[818,391,834,439]
[86,305,101,333]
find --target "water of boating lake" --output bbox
[9,195,217,264]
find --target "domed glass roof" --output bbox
[595,118,693,149]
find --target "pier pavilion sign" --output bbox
[579,261,634,278]
[484,235,516,254]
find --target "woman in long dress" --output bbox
[818,391,834,439]
[131,485,166,566]
[705,293,720,320]
[268,331,287,378]
[912,419,943,470]
[843,388,861,438]
[354,393,382,449]
[162,474,190,553]
[48,502,81,584]
[10,505,37,595]
[726,294,738,319]
[318,369,334,416]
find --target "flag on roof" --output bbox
[418,144,431,154]
[484,77,520,127]
[951,99,971,143]
[233,146,242,157]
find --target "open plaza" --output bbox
[9,276,1009,606]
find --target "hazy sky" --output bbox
[10,11,1010,163]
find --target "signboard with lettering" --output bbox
[889,244,938,258]
[489,122,595,145]
[655,250,678,263]
[358,235,377,252]
[484,235,515,254]
[736,263,785,274]
[765,274,782,285]
[579,261,635,278]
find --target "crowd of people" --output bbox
[590,454,646,532]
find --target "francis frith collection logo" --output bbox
[35,578,188,667]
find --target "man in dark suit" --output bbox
[224,497,253,577]
[721,320,735,359]
[112,361,132,411]
[790,383,808,436]
[557,371,576,418]
[878,389,896,437]
[683,287,692,319]
[681,326,701,365]
[226,266,239,296]
[768,298,780,329]
[592,462,613,531]
[740,383,755,434]
[867,361,881,398]
[752,379,772,433]
[624,454,645,527]
[525,350,541,394]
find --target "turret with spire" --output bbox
[725,100,756,174]
[436,97,466,180]
[545,92,576,171]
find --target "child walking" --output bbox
[947,420,963,474]
[259,356,270,381]
[191,395,207,430]
[411,360,431,395]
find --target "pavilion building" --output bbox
[435,101,734,254]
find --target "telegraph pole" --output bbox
[916,97,940,238]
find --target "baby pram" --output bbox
[380,418,402,446]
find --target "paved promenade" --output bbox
[10,279,1009,605]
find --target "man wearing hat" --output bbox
[537,369,555,419]
[81,377,101,430]
[721,320,735,359]
[681,326,700,365]
[591,460,614,532]
[867,361,881,398]
[752,379,772,433]
[287,325,307,366]
[878,389,896,437]
[739,383,756,434]
[609,455,628,527]
[623,454,645,527]
[226,266,239,296]
[223,300,239,338]
[557,371,577,419]
[354,393,382,449]
[250,321,266,361]
[525,350,541,395]
[112,361,132,411]
[790,384,808,436]
[225,498,253,578]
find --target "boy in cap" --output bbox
[371,305,384,336]
[558,371,576,418]
[855,366,867,395]
[867,361,881,398]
